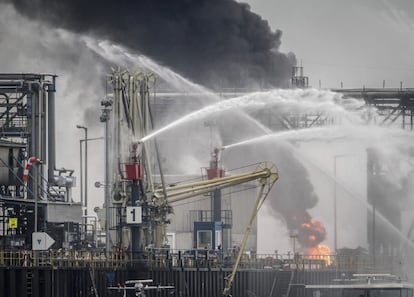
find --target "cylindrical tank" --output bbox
[0,145,24,185]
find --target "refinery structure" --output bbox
[0,74,80,248]
[0,68,414,297]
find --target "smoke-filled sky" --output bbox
[9,0,295,89]
[9,0,413,89]
[243,0,414,89]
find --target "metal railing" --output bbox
[0,248,404,277]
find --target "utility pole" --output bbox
[100,98,113,254]
[76,125,88,217]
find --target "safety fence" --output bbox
[0,248,404,276]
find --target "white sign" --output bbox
[126,206,142,224]
[32,232,55,250]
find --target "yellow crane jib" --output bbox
[221,163,279,297]
[150,162,279,296]
[152,162,278,204]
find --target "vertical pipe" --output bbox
[2,204,5,249]
[28,89,34,199]
[27,87,33,140]
[77,126,88,215]
[334,158,337,253]
[40,84,47,199]
[47,77,56,181]
[32,83,40,229]
[105,119,110,254]
[41,85,47,165]
[213,189,221,222]
[131,180,140,258]
[37,84,42,184]
[402,108,406,129]
[372,202,376,258]
[79,140,83,208]
[34,164,38,232]
[85,128,88,217]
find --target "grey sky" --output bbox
[243,0,414,89]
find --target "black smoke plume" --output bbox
[10,0,295,88]
[219,113,324,249]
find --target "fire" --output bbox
[301,219,326,247]
[287,210,332,265]
[307,244,332,265]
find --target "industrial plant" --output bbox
[2,0,414,296]
[0,65,413,297]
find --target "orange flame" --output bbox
[301,219,326,247]
[306,244,332,265]
[287,210,330,265]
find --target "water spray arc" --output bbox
[138,88,364,144]
[86,42,389,264]
[223,125,414,257]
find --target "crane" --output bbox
[221,163,278,297]
[154,162,278,203]
[151,162,279,297]
[135,161,277,249]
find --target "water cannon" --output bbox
[123,141,144,181]
[212,147,223,161]
[213,147,220,157]
[207,147,225,180]
[129,140,144,163]
[130,141,140,159]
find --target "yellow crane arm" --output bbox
[150,161,278,283]
[222,170,278,296]
[153,162,278,204]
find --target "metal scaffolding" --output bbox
[0,74,80,249]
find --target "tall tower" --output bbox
[291,65,309,89]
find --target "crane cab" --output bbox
[194,221,223,251]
